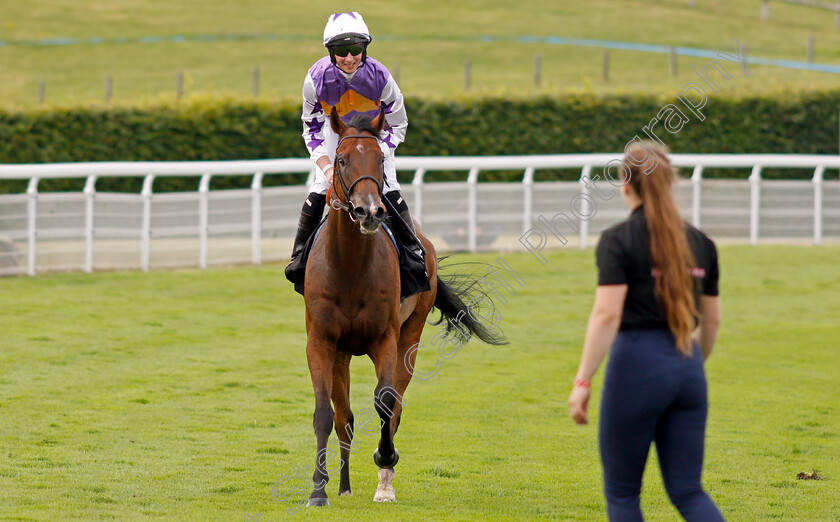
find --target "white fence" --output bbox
[1,154,838,276]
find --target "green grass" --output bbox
[1,245,839,520]
[1,0,840,109]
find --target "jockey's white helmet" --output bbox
[323,12,371,47]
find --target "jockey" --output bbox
[288,11,422,266]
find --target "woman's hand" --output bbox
[324,165,335,184]
[568,386,591,425]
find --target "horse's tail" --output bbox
[431,263,508,346]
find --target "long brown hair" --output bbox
[622,141,696,355]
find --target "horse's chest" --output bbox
[334,303,395,355]
[309,289,395,334]
[340,300,392,335]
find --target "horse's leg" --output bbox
[391,256,437,438]
[362,312,426,504]
[306,337,335,507]
[369,331,399,502]
[389,309,427,438]
[331,352,354,497]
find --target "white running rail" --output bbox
[0,154,838,276]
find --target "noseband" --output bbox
[329,134,384,222]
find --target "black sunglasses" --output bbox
[332,44,365,57]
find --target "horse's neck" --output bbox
[324,210,376,276]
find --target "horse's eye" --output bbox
[337,157,346,167]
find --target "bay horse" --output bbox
[302,107,505,506]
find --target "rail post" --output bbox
[141,175,155,271]
[522,167,535,234]
[251,172,264,265]
[812,166,824,246]
[26,177,39,276]
[198,173,212,269]
[467,168,479,253]
[691,165,703,227]
[836,0,840,30]
[602,50,610,82]
[464,60,471,91]
[84,175,97,273]
[412,169,425,225]
[579,166,591,250]
[749,165,762,245]
[105,75,113,104]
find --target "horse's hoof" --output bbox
[373,447,399,468]
[339,490,353,497]
[374,467,396,502]
[373,487,396,502]
[306,497,330,507]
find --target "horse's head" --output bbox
[329,107,387,235]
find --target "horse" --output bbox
[301,106,506,507]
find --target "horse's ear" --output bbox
[371,108,386,133]
[329,107,345,134]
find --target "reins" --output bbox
[329,133,384,222]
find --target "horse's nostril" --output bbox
[375,207,385,221]
[352,207,367,220]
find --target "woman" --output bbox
[568,141,724,521]
[286,12,423,277]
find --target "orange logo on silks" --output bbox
[320,90,379,119]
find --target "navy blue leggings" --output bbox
[599,330,724,521]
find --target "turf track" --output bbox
[1,245,838,520]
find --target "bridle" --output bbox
[329,133,385,222]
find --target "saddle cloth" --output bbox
[285,217,430,298]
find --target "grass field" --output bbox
[1,245,839,520]
[1,0,840,108]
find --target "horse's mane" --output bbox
[347,114,381,137]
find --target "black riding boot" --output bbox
[285,193,326,288]
[384,191,430,297]
[289,213,322,262]
[384,192,423,257]
[289,193,327,262]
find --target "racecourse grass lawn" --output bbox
[1,245,839,520]
[2,0,840,108]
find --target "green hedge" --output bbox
[1,89,838,193]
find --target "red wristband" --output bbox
[574,379,591,389]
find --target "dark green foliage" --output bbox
[1,90,837,193]
[0,98,306,192]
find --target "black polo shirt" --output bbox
[596,205,719,331]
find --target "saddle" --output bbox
[284,216,430,298]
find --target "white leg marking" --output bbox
[373,467,396,502]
